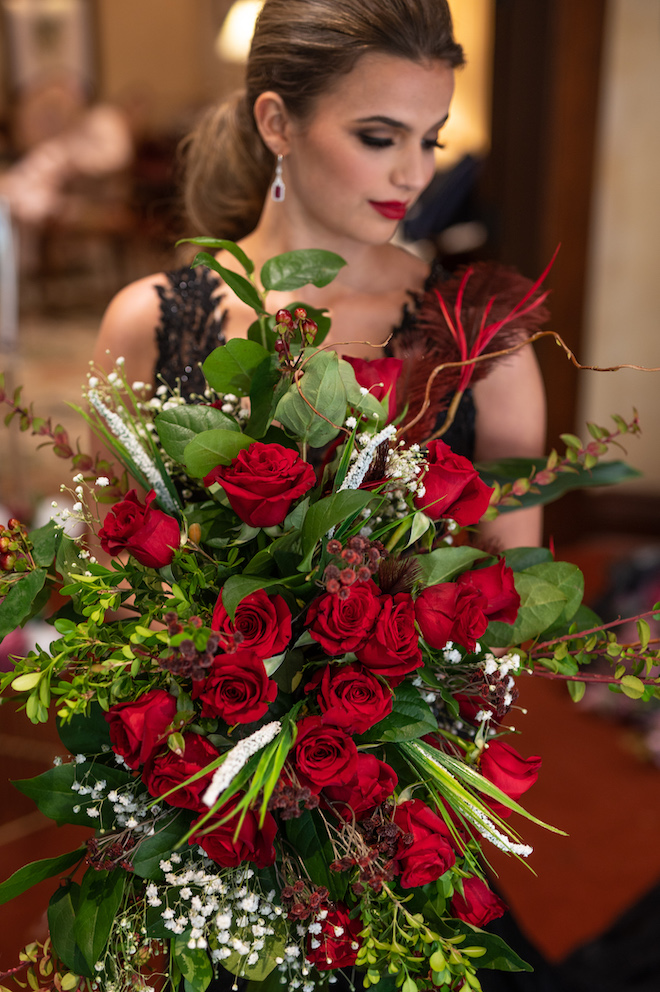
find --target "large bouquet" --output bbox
[1,242,658,992]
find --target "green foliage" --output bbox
[0,849,84,906]
[156,405,240,462]
[260,249,346,292]
[358,682,437,744]
[285,810,348,901]
[74,868,126,972]
[48,883,91,977]
[174,935,214,992]
[0,568,47,639]
[479,457,640,511]
[275,350,347,446]
[14,762,134,827]
[184,428,255,477]
[414,547,488,587]
[202,339,270,397]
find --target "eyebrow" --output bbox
[353,114,449,131]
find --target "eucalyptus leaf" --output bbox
[74,868,125,971]
[202,338,270,397]
[275,350,346,447]
[0,849,84,906]
[414,547,488,587]
[485,573,568,648]
[184,429,255,478]
[191,251,264,313]
[260,249,346,292]
[156,406,239,463]
[0,568,47,640]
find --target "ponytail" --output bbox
[182,90,273,241]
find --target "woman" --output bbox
[93,0,545,548]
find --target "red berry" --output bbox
[293,307,307,321]
[275,309,293,326]
[0,552,16,571]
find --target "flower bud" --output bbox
[188,523,202,545]
[0,552,16,571]
[275,308,293,327]
[294,307,307,321]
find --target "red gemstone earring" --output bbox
[270,154,286,202]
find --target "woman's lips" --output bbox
[368,200,408,220]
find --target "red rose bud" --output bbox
[192,649,278,724]
[105,688,178,769]
[98,489,180,568]
[479,740,541,817]
[203,441,316,528]
[211,588,292,660]
[415,582,488,653]
[393,799,456,888]
[343,355,403,422]
[142,731,220,811]
[414,439,493,526]
[450,876,507,927]
[456,559,520,624]
[190,794,277,868]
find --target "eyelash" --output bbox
[357,133,445,151]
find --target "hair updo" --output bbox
[183,0,464,241]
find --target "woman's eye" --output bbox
[423,138,446,151]
[357,133,394,149]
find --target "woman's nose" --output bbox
[391,148,434,194]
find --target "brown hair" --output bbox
[184,0,464,240]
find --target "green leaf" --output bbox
[0,849,84,905]
[74,868,125,972]
[56,705,112,754]
[477,458,641,510]
[357,682,437,743]
[48,883,91,977]
[174,935,213,992]
[132,813,194,879]
[620,675,645,699]
[246,356,282,437]
[434,919,533,973]
[567,680,586,702]
[184,429,255,478]
[221,574,305,620]
[485,573,568,648]
[299,490,374,571]
[275,350,346,447]
[29,520,63,567]
[202,339,270,397]
[260,249,346,292]
[337,359,386,422]
[191,251,264,313]
[221,916,288,981]
[503,547,554,571]
[284,810,347,900]
[0,568,47,640]
[414,547,488,587]
[13,763,134,827]
[524,561,584,626]
[177,237,254,274]
[156,406,239,462]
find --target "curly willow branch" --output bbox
[399,331,660,443]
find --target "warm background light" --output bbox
[215,0,263,64]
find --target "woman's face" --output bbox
[282,52,455,247]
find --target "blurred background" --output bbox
[0,1,659,989]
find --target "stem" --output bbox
[531,668,659,686]
[531,608,659,652]
[385,518,410,552]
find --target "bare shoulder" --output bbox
[473,342,546,461]
[93,273,166,382]
[375,243,429,293]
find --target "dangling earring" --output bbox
[270,154,286,202]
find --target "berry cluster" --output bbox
[266,778,320,820]
[86,833,136,872]
[323,535,386,599]
[158,612,221,680]
[280,880,330,922]
[331,813,402,895]
[0,518,29,573]
[274,307,318,365]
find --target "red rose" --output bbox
[192,649,277,725]
[480,740,541,817]
[393,799,456,888]
[211,588,291,658]
[306,579,381,656]
[414,439,493,526]
[451,876,507,927]
[142,732,219,811]
[457,559,520,624]
[292,715,358,794]
[306,662,393,734]
[356,592,422,683]
[306,905,362,971]
[190,794,277,868]
[415,583,488,652]
[203,441,316,528]
[105,688,177,769]
[343,355,403,422]
[98,489,180,568]
[323,753,397,820]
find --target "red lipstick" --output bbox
[368,200,408,220]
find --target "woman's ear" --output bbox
[253,91,291,156]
